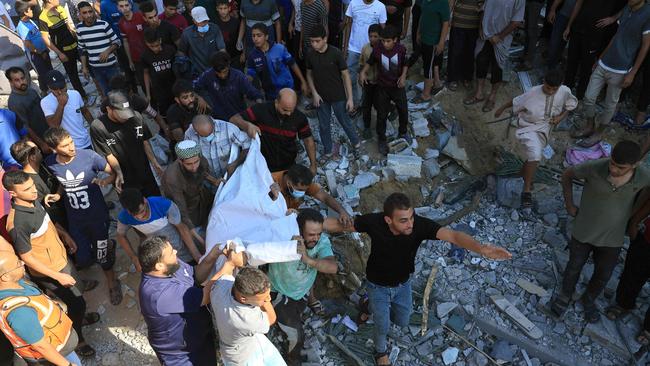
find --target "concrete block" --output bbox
[423,159,440,178]
[387,154,422,178]
[583,316,641,358]
[353,172,380,189]
[325,170,337,197]
[412,118,430,137]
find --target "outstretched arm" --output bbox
[436,227,511,260]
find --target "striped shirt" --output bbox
[451,0,483,29]
[75,19,120,68]
[300,0,328,49]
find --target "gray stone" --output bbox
[423,148,440,159]
[387,154,422,178]
[423,159,440,178]
[485,271,497,285]
[510,210,520,221]
[496,177,523,208]
[353,172,379,189]
[542,230,566,248]
[412,118,431,137]
[543,213,559,226]
[490,340,514,362]
[325,170,337,196]
[442,347,459,365]
[468,352,489,366]
[552,322,566,334]
[102,353,120,366]
[437,302,458,319]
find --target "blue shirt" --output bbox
[139,260,216,364]
[100,0,134,39]
[193,67,264,120]
[0,109,21,168]
[16,20,47,52]
[247,43,295,99]
[45,149,110,222]
[0,280,46,345]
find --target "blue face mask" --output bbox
[201,133,215,143]
[197,24,209,33]
[289,185,306,199]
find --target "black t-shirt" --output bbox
[573,0,626,36]
[354,213,441,286]
[147,20,180,48]
[380,0,413,29]
[216,17,241,57]
[304,45,347,102]
[141,44,177,91]
[166,103,202,132]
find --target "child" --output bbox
[359,23,380,140]
[142,27,177,118]
[160,0,189,32]
[15,1,53,95]
[360,25,409,155]
[494,69,577,208]
[246,22,308,99]
[215,0,241,64]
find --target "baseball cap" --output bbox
[106,91,135,120]
[45,70,66,89]
[191,6,209,23]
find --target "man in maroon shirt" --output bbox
[118,0,147,88]
[160,0,189,32]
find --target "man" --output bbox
[571,0,650,139]
[140,1,180,48]
[44,127,124,306]
[167,80,212,142]
[494,69,578,207]
[463,0,524,113]
[270,164,353,226]
[380,0,411,40]
[90,91,161,197]
[306,25,361,158]
[0,250,82,365]
[184,114,251,181]
[178,6,226,76]
[550,141,650,323]
[194,51,264,121]
[209,255,286,365]
[118,0,147,88]
[446,0,482,91]
[342,0,387,110]
[238,0,283,53]
[5,67,50,153]
[159,0,188,32]
[230,88,318,174]
[15,1,53,95]
[138,236,218,365]
[142,28,177,117]
[100,0,139,92]
[268,209,337,364]
[3,171,99,357]
[515,0,545,71]
[40,70,94,150]
[116,188,202,272]
[76,1,121,96]
[161,140,217,242]
[325,192,511,366]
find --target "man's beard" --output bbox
[181,166,203,180]
[164,262,181,276]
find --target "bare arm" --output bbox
[143,68,152,101]
[302,254,337,274]
[104,154,124,192]
[342,16,352,55]
[19,251,71,285]
[563,0,583,38]
[341,69,354,103]
[41,31,66,60]
[313,189,349,219]
[143,140,164,176]
[323,217,357,233]
[302,136,317,173]
[174,222,202,262]
[306,69,318,98]
[261,299,277,325]
[194,245,227,283]
[436,227,512,259]
[229,113,260,138]
[561,167,578,216]
[237,18,246,43]
[274,20,282,44]
[45,103,65,127]
[31,337,75,366]
[116,232,140,271]
[402,6,411,38]
[622,35,650,87]
[497,20,521,41]
[81,107,94,124]
[123,38,134,67]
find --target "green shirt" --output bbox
[268,235,334,300]
[572,159,650,247]
[419,0,450,46]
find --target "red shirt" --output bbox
[159,12,188,32]
[119,12,146,62]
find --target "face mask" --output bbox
[289,185,306,199]
[201,133,215,143]
[197,24,209,33]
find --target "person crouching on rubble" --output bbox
[494,69,577,208]
[325,192,512,366]
[267,209,338,365]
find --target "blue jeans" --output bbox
[92,64,120,95]
[367,279,413,353]
[316,100,360,154]
[346,51,361,106]
[547,14,569,68]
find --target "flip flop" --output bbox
[82,312,100,326]
[75,343,95,357]
[82,279,99,293]
[463,96,484,105]
[482,99,496,113]
[109,279,123,306]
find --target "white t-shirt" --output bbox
[40,90,91,149]
[345,0,386,54]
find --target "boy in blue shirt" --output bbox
[246,22,308,99]
[15,1,53,95]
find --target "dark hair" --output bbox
[234,267,270,296]
[172,79,193,97]
[43,127,72,149]
[4,66,25,81]
[77,1,92,10]
[383,192,411,217]
[251,22,268,35]
[138,236,169,273]
[163,0,178,7]
[2,171,31,191]
[144,27,161,43]
[210,50,231,72]
[611,140,641,165]
[368,23,381,35]
[380,25,399,40]
[286,164,314,186]
[10,139,38,166]
[216,0,229,6]
[119,188,145,214]
[309,24,327,39]
[15,1,31,16]
[297,208,324,232]
[109,74,129,93]
[543,68,563,87]
[139,1,156,14]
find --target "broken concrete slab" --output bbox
[388,138,410,154]
[441,347,459,365]
[423,159,440,178]
[325,170,337,197]
[387,154,422,178]
[442,136,474,174]
[496,177,524,208]
[412,118,431,137]
[584,316,641,359]
[437,302,458,319]
[353,172,379,189]
[490,340,514,363]
[490,295,543,339]
[516,279,549,297]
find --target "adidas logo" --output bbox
[57,170,85,188]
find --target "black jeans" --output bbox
[61,48,87,100]
[615,233,650,331]
[32,262,87,343]
[273,293,307,363]
[447,26,478,83]
[560,237,621,303]
[475,41,502,84]
[376,86,408,139]
[362,82,378,129]
[564,31,600,100]
[30,51,54,94]
[408,3,422,66]
[637,56,650,113]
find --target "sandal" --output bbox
[82,279,99,293]
[109,279,123,306]
[374,351,392,366]
[636,329,650,346]
[482,99,496,113]
[356,295,370,325]
[307,299,327,317]
[75,343,96,357]
[463,95,484,105]
[605,304,629,321]
[82,312,100,326]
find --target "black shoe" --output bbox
[378,140,388,155]
[581,296,601,323]
[520,192,533,208]
[550,294,570,318]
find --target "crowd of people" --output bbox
[0,0,648,364]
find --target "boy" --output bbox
[142,27,177,117]
[306,24,360,158]
[215,0,241,64]
[15,1,53,95]
[359,23,380,140]
[118,0,147,88]
[360,25,408,155]
[494,69,577,207]
[160,0,189,32]
[237,0,282,53]
[247,22,308,99]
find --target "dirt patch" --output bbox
[357,178,427,213]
